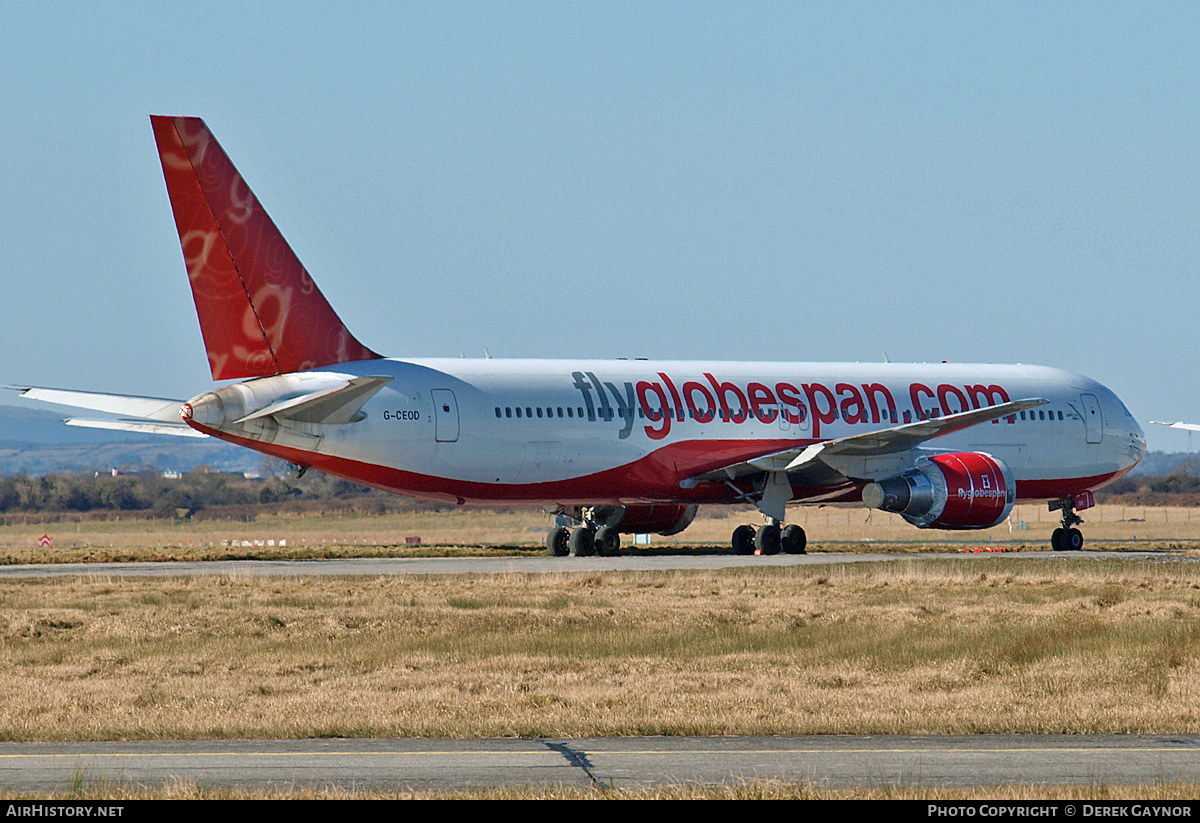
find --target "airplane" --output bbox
[1151,421,1200,435]
[12,116,1147,556]
[1149,420,1200,457]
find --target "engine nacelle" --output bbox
[861,452,1015,529]
[587,504,699,536]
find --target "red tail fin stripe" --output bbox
[151,116,381,380]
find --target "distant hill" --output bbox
[0,403,153,447]
[0,404,261,476]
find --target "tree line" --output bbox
[0,469,429,519]
[1094,463,1200,506]
[1,466,1197,520]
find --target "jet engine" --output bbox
[861,452,1015,529]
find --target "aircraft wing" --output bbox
[689,397,1050,485]
[1150,420,1200,433]
[5,386,204,438]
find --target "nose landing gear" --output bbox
[1049,496,1086,551]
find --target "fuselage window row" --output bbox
[491,404,1068,424]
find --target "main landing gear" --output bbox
[731,521,807,556]
[1049,496,1085,551]
[725,471,806,556]
[546,523,620,557]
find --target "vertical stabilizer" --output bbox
[151,116,381,380]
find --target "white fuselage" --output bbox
[185,358,1146,508]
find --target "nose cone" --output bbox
[1116,397,1146,471]
[1130,419,1147,466]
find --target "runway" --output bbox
[0,548,1173,579]
[2,735,1197,792]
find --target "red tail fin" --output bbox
[151,116,381,380]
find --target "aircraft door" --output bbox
[431,389,460,442]
[1081,393,1103,444]
[778,401,810,433]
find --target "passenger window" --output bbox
[494,407,501,418]
[506,407,512,418]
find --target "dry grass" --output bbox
[11,776,1200,800]
[4,559,1200,740]
[0,503,1197,564]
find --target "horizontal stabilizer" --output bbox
[7,385,206,438]
[8,386,185,421]
[234,376,392,426]
[64,418,208,438]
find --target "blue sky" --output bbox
[1,2,1197,451]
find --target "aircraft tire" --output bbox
[755,524,782,555]
[1051,527,1064,551]
[1066,527,1084,551]
[781,524,807,555]
[568,527,595,557]
[547,526,570,557]
[594,526,620,556]
[732,525,755,555]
